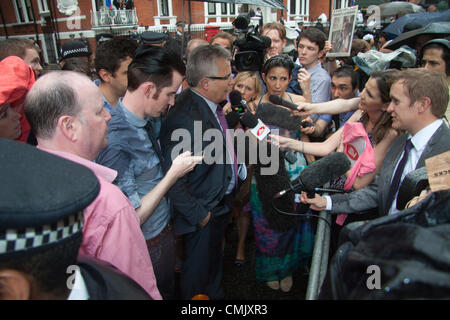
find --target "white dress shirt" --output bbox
[388,119,443,215]
[325,119,443,214]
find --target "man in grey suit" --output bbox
[302,68,450,217]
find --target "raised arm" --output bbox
[270,126,344,157]
[136,151,202,225]
[293,97,360,118]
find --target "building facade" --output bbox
[0,0,339,64]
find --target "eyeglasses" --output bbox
[205,73,232,80]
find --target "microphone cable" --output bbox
[271,194,332,230]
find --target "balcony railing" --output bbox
[91,8,138,28]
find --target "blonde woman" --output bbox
[226,71,261,267]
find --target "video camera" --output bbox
[232,15,271,72]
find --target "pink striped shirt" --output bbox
[39,147,162,300]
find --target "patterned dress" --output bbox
[249,95,315,282]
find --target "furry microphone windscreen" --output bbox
[255,102,303,132]
[299,152,351,192]
[229,90,242,107]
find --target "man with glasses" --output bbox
[160,45,246,300]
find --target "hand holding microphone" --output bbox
[299,192,327,211]
[299,117,315,135]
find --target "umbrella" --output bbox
[378,1,425,18]
[189,0,287,10]
[385,21,450,50]
[383,9,450,36]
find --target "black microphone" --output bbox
[396,167,429,210]
[256,102,313,131]
[269,94,299,111]
[225,111,241,129]
[240,112,298,164]
[240,112,258,128]
[229,90,253,115]
[274,152,351,198]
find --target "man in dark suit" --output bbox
[302,68,450,217]
[160,45,245,299]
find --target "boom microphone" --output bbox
[269,94,299,111]
[274,152,351,198]
[256,102,313,131]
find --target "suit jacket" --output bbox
[160,88,233,235]
[330,122,450,217]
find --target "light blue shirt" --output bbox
[96,99,170,240]
[94,79,118,114]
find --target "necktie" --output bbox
[385,139,413,212]
[144,121,165,172]
[215,105,238,186]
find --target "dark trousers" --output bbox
[180,212,230,300]
[147,225,176,300]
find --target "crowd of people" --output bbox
[0,11,449,300]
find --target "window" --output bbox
[25,0,33,20]
[230,4,235,15]
[14,0,29,23]
[221,3,227,15]
[290,0,296,13]
[208,3,216,15]
[37,0,49,13]
[160,0,169,16]
[290,0,309,17]
[94,0,103,11]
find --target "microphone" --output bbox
[396,167,429,210]
[274,152,351,198]
[229,90,253,115]
[225,111,241,129]
[240,112,271,141]
[255,102,313,131]
[269,94,299,111]
[240,112,297,164]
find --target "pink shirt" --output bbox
[336,122,376,226]
[39,148,162,300]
